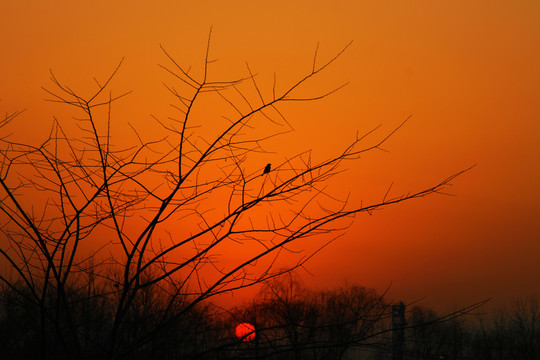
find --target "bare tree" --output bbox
[0,33,469,359]
[470,296,540,360]
[238,274,390,360]
[405,305,468,360]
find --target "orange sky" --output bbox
[1,1,539,312]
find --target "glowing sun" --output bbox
[235,322,256,342]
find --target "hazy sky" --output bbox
[1,1,539,312]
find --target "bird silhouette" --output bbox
[262,163,271,176]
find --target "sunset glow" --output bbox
[1,0,539,312]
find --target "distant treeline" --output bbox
[0,274,538,360]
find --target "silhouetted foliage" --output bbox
[468,296,540,360]
[241,275,391,360]
[406,306,468,360]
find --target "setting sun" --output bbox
[235,322,256,342]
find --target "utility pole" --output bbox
[392,301,407,360]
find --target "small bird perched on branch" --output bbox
[262,163,271,176]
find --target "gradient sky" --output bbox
[1,1,539,312]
